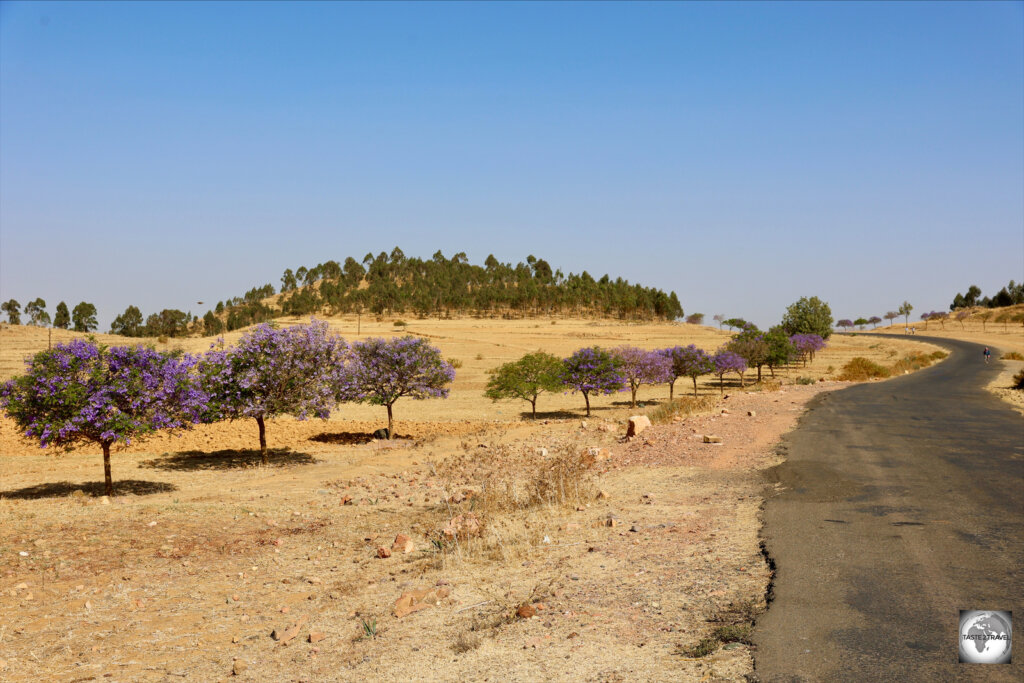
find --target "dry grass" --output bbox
[1003,351,1024,361]
[647,395,719,424]
[836,357,891,381]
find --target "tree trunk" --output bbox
[692,376,698,398]
[102,441,113,496]
[256,415,267,465]
[757,365,763,382]
[669,380,675,401]
[719,375,724,393]
[530,397,537,419]
[583,392,591,417]
[630,386,638,408]
[386,403,394,439]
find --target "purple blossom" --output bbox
[199,319,349,462]
[712,350,747,393]
[612,345,673,407]
[560,347,625,417]
[661,345,715,398]
[1,339,207,495]
[789,334,826,366]
[342,335,455,439]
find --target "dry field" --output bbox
[0,318,950,681]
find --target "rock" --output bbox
[626,415,652,437]
[629,525,640,533]
[597,423,615,433]
[580,420,588,430]
[308,631,326,643]
[587,447,611,461]
[534,447,549,457]
[232,659,248,675]
[99,496,110,505]
[376,546,392,559]
[596,490,610,500]
[341,495,353,505]
[441,513,483,540]
[394,587,451,618]
[563,522,580,531]
[747,410,756,417]
[392,534,415,554]
[271,614,308,645]
[721,409,730,415]
[605,517,619,528]
[703,435,723,443]
[517,604,537,619]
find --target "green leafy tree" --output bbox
[25,298,51,326]
[727,328,770,383]
[854,317,868,330]
[763,328,797,377]
[484,352,563,418]
[53,301,71,329]
[898,301,913,327]
[203,310,224,335]
[72,302,98,332]
[780,296,834,339]
[685,313,705,325]
[2,299,22,325]
[110,305,144,336]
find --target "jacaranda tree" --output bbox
[200,320,350,463]
[344,335,455,438]
[612,345,672,407]
[790,334,826,366]
[712,350,747,393]
[484,351,563,418]
[560,346,625,417]
[0,340,207,496]
[663,344,715,398]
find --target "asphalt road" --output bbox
[753,336,1023,681]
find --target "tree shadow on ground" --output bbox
[0,479,177,500]
[520,406,625,420]
[309,432,413,446]
[138,448,318,472]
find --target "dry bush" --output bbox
[837,357,890,381]
[1013,369,1024,390]
[890,351,942,375]
[1003,351,1024,361]
[647,395,719,424]
[745,379,782,393]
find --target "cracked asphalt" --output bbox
[753,335,1023,681]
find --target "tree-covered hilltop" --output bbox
[102,249,684,337]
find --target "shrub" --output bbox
[796,376,816,385]
[1003,351,1024,361]
[647,395,719,424]
[393,320,407,327]
[1013,368,1024,390]
[837,357,890,381]
[448,358,464,369]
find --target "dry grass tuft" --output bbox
[1003,351,1024,361]
[647,395,719,424]
[837,357,891,381]
[1013,369,1024,390]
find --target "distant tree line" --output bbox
[2,298,97,331]
[950,281,1024,310]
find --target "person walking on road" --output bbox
[983,347,991,364]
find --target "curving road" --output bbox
[753,336,1023,681]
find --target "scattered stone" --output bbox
[721,409,730,415]
[626,415,652,437]
[517,604,537,619]
[441,513,483,540]
[587,447,611,461]
[394,586,450,618]
[629,525,640,533]
[308,631,326,644]
[341,495,353,505]
[747,410,756,417]
[605,517,619,528]
[99,496,110,505]
[232,659,248,676]
[580,420,588,430]
[392,534,415,554]
[271,614,308,645]
[597,423,615,433]
[596,490,610,500]
[376,546,392,559]
[703,435,723,444]
[146,521,157,527]
[534,447,549,457]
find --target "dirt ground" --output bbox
[0,318,955,681]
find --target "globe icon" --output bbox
[959,611,1012,664]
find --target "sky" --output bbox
[1,1,1022,331]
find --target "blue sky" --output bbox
[2,1,1022,330]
